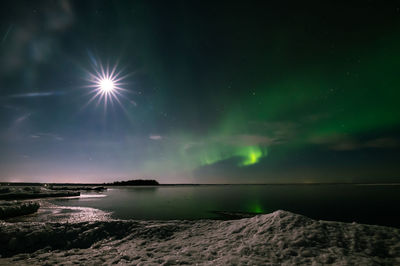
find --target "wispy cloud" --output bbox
[1,24,13,44]
[310,134,399,151]
[1,104,21,111]
[8,91,65,98]
[15,113,31,124]
[149,135,162,140]
[30,132,64,141]
[249,120,299,140]
[365,138,399,149]
[219,134,280,146]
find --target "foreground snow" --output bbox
[1,210,400,265]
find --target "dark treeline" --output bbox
[106,179,159,186]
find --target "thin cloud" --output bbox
[310,134,399,151]
[15,113,31,124]
[149,135,162,140]
[1,24,13,44]
[9,91,65,98]
[30,132,64,141]
[248,120,299,141]
[220,134,279,146]
[365,138,399,149]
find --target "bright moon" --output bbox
[85,61,128,109]
[100,78,115,92]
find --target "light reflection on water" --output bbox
[80,194,108,198]
[7,200,111,223]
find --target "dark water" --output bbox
[51,184,400,227]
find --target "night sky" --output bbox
[1,0,400,183]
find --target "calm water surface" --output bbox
[51,184,400,227]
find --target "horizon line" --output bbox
[1,181,400,186]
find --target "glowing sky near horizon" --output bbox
[1,1,400,183]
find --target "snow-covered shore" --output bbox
[1,210,399,265]
[0,201,40,219]
[0,186,83,219]
[0,186,79,200]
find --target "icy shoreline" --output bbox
[1,210,400,265]
[0,201,40,219]
[0,186,80,200]
[0,186,84,220]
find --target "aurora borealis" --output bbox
[1,1,400,183]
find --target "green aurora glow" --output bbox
[138,35,400,182]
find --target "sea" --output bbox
[46,184,400,228]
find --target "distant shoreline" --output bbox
[1,182,400,186]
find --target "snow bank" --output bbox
[0,186,79,200]
[0,201,40,219]
[1,210,400,265]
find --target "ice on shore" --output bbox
[0,201,40,219]
[1,210,400,265]
[0,187,110,221]
[0,186,79,200]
